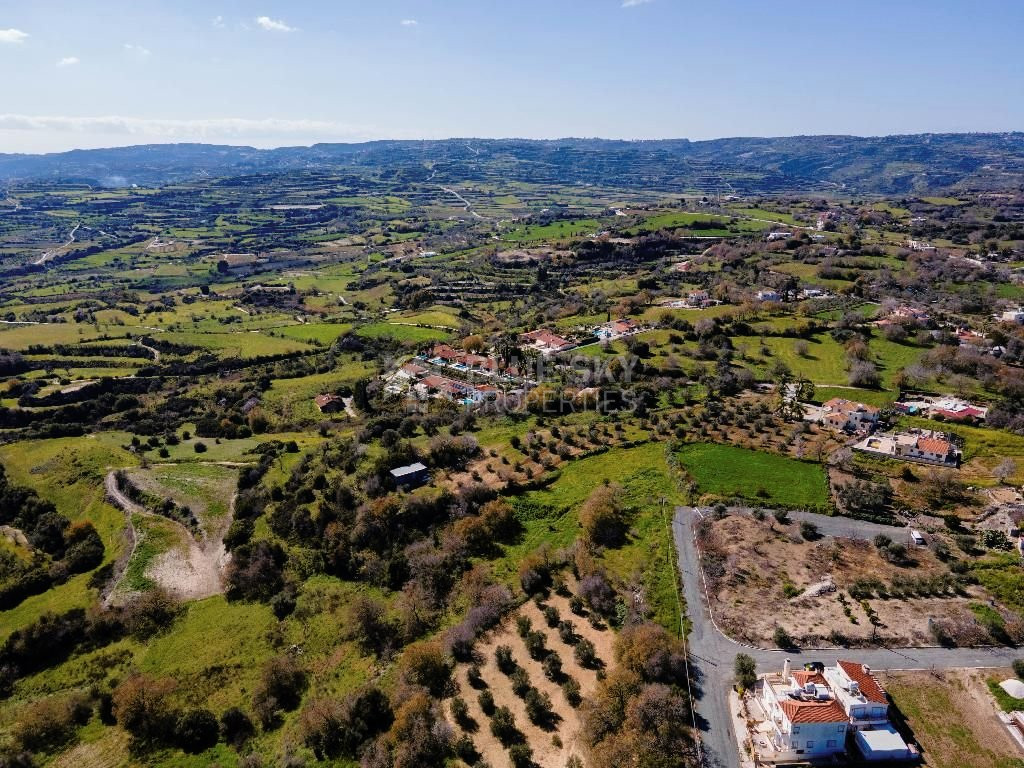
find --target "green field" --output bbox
[495,442,684,633]
[354,322,452,343]
[676,443,830,511]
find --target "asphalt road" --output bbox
[673,506,1024,768]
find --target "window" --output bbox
[837,725,845,733]
[827,740,837,748]
[806,740,815,749]
[792,726,800,734]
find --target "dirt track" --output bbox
[104,471,229,601]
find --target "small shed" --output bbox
[390,462,429,490]
[854,724,914,761]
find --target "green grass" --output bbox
[814,386,895,409]
[273,322,352,344]
[127,463,237,537]
[736,333,850,385]
[500,218,604,243]
[675,443,830,511]
[355,322,452,343]
[988,678,1024,714]
[121,513,181,591]
[495,443,685,633]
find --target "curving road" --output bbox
[673,506,1023,768]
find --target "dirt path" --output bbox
[103,471,230,602]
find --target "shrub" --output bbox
[1014,659,1024,680]
[799,521,819,540]
[525,630,547,660]
[113,674,177,742]
[562,677,582,707]
[773,626,795,649]
[489,706,519,746]
[450,697,471,728]
[478,689,495,716]
[524,688,554,726]
[510,668,532,697]
[543,605,560,627]
[516,615,532,637]
[398,640,451,697]
[558,620,578,645]
[14,695,84,752]
[220,707,255,749]
[467,664,485,689]
[495,645,517,674]
[509,743,534,768]
[175,708,219,753]
[194,441,208,453]
[542,653,563,681]
[574,638,597,668]
[734,653,757,691]
[252,655,306,729]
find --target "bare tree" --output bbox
[994,458,1017,485]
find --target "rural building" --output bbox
[906,240,937,252]
[758,660,850,760]
[1000,308,1024,324]
[314,393,346,413]
[817,398,879,434]
[756,289,781,302]
[766,231,793,242]
[854,430,961,467]
[390,462,429,490]
[520,329,574,355]
[753,659,915,763]
[687,289,712,307]
[894,396,987,423]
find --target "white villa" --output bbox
[759,660,850,760]
[854,430,961,467]
[754,659,916,763]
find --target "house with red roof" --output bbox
[759,659,850,760]
[520,329,574,355]
[755,658,914,762]
[821,397,880,434]
[314,393,345,413]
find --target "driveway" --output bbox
[673,506,1023,768]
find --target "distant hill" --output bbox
[1,133,1023,194]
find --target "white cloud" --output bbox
[56,56,80,67]
[0,114,369,142]
[400,19,418,26]
[212,15,225,28]
[255,16,295,32]
[123,43,151,56]
[0,28,29,44]
[621,0,654,6]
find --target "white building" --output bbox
[756,289,781,302]
[756,659,915,763]
[759,660,850,760]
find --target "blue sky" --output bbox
[0,0,1022,153]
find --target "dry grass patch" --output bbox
[700,513,986,646]
[881,668,1024,768]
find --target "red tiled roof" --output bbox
[837,661,887,704]
[792,671,828,687]
[522,329,571,349]
[917,437,952,455]
[780,699,848,724]
[824,397,879,415]
[314,393,342,407]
